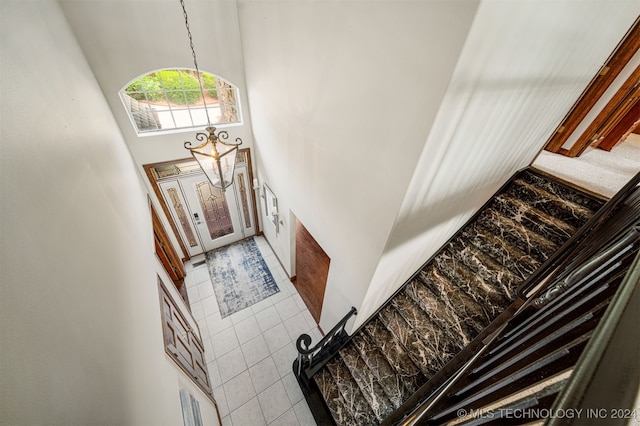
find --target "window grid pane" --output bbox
[121,69,240,134]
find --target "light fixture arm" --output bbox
[179,0,243,192]
[183,127,237,151]
[180,0,211,126]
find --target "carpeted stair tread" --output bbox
[350,333,407,406]
[498,191,581,235]
[364,319,427,394]
[404,277,482,346]
[432,255,511,316]
[378,306,441,378]
[339,345,396,422]
[325,357,379,426]
[509,179,595,228]
[445,241,521,300]
[492,194,576,245]
[520,170,604,212]
[459,225,541,280]
[390,293,463,372]
[476,208,559,263]
[422,268,495,328]
[315,368,358,425]
[309,170,605,425]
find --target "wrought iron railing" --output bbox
[294,306,357,380]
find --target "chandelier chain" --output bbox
[180,0,212,126]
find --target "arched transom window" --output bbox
[120,69,240,135]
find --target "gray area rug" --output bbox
[205,238,280,318]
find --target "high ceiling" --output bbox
[58,0,640,329]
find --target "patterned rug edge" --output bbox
[205,238,280,318]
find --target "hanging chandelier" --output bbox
[180,0,242,192]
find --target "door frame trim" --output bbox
[543,17,639,156]
[150,196,187,291]
[567,64,640,157]
[144,148,259,261]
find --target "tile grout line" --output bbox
[186,236,319,426]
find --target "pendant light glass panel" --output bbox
[190,142,239,191]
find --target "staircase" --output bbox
[300,168,608,425]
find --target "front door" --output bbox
[181,174,243,252]
[159,165,256,255]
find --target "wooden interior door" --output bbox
[294,219,330,324]
[151,200,187,300]
[159,279,213,398]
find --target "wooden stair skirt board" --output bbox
[303,168,612,426]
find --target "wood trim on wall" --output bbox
[151,198,188,302]
[596,94,640,152]
[567,65,640,157]
[243,148,262,237]
[145,159,193,262]
[544,17,640,155]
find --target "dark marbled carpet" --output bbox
[311,169,605,425]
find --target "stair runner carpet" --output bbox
[312,169,605,425]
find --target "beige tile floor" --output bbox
[184,235,322,426]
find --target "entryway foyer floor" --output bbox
[184,235,320,426]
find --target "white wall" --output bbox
[238,0,638,331]
[0,1,218,424]
[59,0,256,260]
[358,0,640,326]
[238,0,480,331]
[59,0,254,165]
[35,0,638,341]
